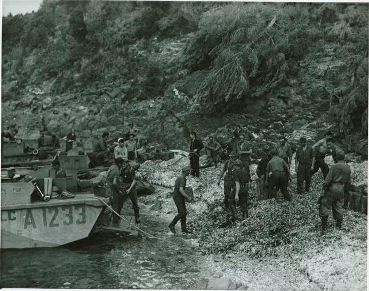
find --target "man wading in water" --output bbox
[169,167,193,234]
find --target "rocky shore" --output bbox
[138,151,367,290]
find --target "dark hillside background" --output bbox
[2,1,367,153]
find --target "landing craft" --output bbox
[1,179,108,249]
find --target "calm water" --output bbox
[1,216,206,289]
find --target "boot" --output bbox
[168,223,176,234]
[321,217,328,235]
[336,219,342,229]
[135,215,141,224]
[181,217,191,233]
[242,210,248,219]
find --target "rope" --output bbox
[96,196,163,240]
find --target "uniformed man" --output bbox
[91,131,111,167]
[189,131,203,177]
[48,159,70,198]
[114,138,128,160]
[295,137,314,194]
[217,153,236,209]
[106,157,124,226]
[205,135,221,167]
[266,149,291,201]
[277,136,293,165]
[231,151,251,219]
[227,159,241,220]
[169,167,192,234]
[256,149,272,200]
[66,129,77,152]
[125,133,137,160]
[119,160,140,224]
[319,149,351,234]
[311,131,332,179]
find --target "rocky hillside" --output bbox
[2,2,368,154]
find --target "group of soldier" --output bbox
[3,117,352,236]
[170,129,351,236]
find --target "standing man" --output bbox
[125,133,137,160]
[114,138,128,160]
[189,131,203,177]
[218,153,236,209]
[295,137,314,194]
[205,134,221,167]
[231,151,251,219]
[311,131,333,179]
[119,160,140,224]
[66,129,77,152]
[319,149,351,234]
[106,157,124,226]
[169,167,192,234]
[266,149,291,201]
[277,136,293,165]
[256,150,272,200]
[92,131,111,166]
[48,159,68,198]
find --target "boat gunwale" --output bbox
[1,194,108,211]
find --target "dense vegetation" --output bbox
[2,1,368,148]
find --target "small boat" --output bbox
[1,180,108,249]
[1,139,55,167]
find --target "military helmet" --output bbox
[335,148,345,161]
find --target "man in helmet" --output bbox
[169,167,193,234]
[311,131,333,179]
[295,137,314,194]
[217,152,237,210]
[266,149,291,201]
[231,150,251,220]
[319,149,351,235]
[118,160,140,224]
[205,134,221,167]
[106,157,125,226]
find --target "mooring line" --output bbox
[96,197,164,240]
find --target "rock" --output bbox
[42,97,52,109]
[228,281,237,290]
[150,200,162,211]
[293,119,308,128]
[207,277,232,290]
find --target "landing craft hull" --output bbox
[1,194,106,249]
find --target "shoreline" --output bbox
[138,153,367,290]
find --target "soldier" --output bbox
[106,157,124,226]
[125,133,137,160]
[205,135,221,167]
[311,131,333,179]
[66,129,77,152]
[217,153,236,209]
[266,149,291,201]
[169,167,193,234]
[118,160,140,224]
[230,151,251,219]
[256,149,272,200]
[48,159,73,198]
[114,138,128,160]
[295,137,314,194]
[277,136,293,165]
[91,131,111,167]
[319,149,350,234]
[189,131,203,177]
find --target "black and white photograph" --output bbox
[1,0,368,289]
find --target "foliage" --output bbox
[184,3,315,112]
[1,2,368,143]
